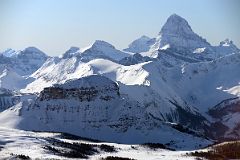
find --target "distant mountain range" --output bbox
[0,14,239,150]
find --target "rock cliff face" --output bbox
[39,75,119,101]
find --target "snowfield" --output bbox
[0,127,196,160]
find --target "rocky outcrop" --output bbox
[39,75,120,102]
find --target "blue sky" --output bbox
[0,0,239,56]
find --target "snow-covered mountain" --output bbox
[21,53,239,140]
[152,14,211,51]
[160,53,240,139]
[22,58,208,129]
[77,40,132,62]
[125,14,239,66]
[120,14,239,67]
[124,35,156,53]
[0,47,49,76]
[0,75,211,149]
[60,46,80,59]
[137,14,215,61]
[18,14,240,141]
[0,47,49,92]
[0,48,21,57]
[165,53,240,113]
[13,47,49,75]
[0,13,239,152]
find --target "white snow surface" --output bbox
[0,67,26,90]
[0,100,211,150]
[0,127,198,160]
[54,74,117,89]
[165,53,240,112]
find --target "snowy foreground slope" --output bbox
[0,127,197,160]
[0,14,239,159]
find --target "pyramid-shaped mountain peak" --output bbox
[160,14,193,35]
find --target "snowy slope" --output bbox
[23,58,209,132]
[27,40,131,89]
[0,75,211,150]
[13,47,49,76]
[0,67,26,90]
[163,53,240,113]
[0,127,200,160]
[0,47,49,91]
[124,35,156,53]
[22,56,93,93]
